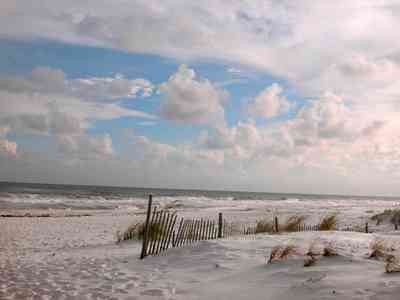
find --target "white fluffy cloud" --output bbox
[57,133,113,160]
[0,127,17,157]
[201,92,387,172]
[248,83,292,119]
[0,68,155,129]
[0,67,155,160]
[4,1,400,193]
[3,1,400,89]
[0,139,17,157]
[159,65,228,126]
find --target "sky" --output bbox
[2,1,400,195]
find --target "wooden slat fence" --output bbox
[237,219,370,236]
[140,195,371,259]
[141,199,231,258]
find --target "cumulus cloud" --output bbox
[201,91,387,169]
[286,92,353,145]
[0,66,155,161]
[248,83,292,119]
[57,133,113,160]
[159,65,228,126]
[0,139,17,157]
[0,67,153,102]
[3,1,400,90]
[0,67,154,134]
[0,126,17,157]
[3,1,400,193]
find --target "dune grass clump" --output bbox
[390,210,400,228]
[369,239,386,259]
[371,209,400,226]
[303,240,320,267]
[304,255,317,267]
[385,255,400,273]
[255,220,274,234]
[322,241,338,257]
[306,240,321,257]
[279,244,297,259]
[268,245,283,263]
[284,215,306,232]
[116,222,142,243]
[319,214,337,231]
[267,244,297,263]
[371,210,391,225]
[116,221,165,243]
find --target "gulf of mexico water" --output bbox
[0,181,398,212]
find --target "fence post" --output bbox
[365,222,368,233]
[274,216,279,233]
[140,194,153,259]
[218,213,223,238]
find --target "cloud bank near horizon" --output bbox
[2,1,400,195]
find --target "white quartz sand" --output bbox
[2,199,400,299]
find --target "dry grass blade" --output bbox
[284,215,306,232]
[369,239,386,259]
[116,221,166,243]
[385,255,400,273]
[306,240,321,257]
[116,222,142,243]
[304,255,317,267]
[268,245,283,263]
[279,244,297,259]
[255,220,274,234]
[371,209,400,226]
[319,214,337,231]
[322,242,338,257]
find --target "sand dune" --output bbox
[2,213,400,300]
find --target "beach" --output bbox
[2,184,400,299]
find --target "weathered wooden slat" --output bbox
[203,219,207,240]
[187,220,193,243]
[165,213,178,250]
[185,220,192,245]
[199,219,203,241]
[144,206,157,254]
[147,210,158,255]
[195,219,200,241]
[173,218,184,247]
[198,219,202,241]
[218,213,223,238]
[140,195,153,259]
[202,219,207,240]
[223,220,227,238]
[159,212,172,252]
[206,220,210,239]
[149,211,162,255]
[186,220,193,244]
[178,220,188,246]
[155,211,168,255]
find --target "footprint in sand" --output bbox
[304,273,327,284]
[141,288,165,297]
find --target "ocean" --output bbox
[0,181,396,211]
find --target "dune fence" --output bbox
[238,219,370,236]
[140,195,231,259]
[139,195,371,259]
